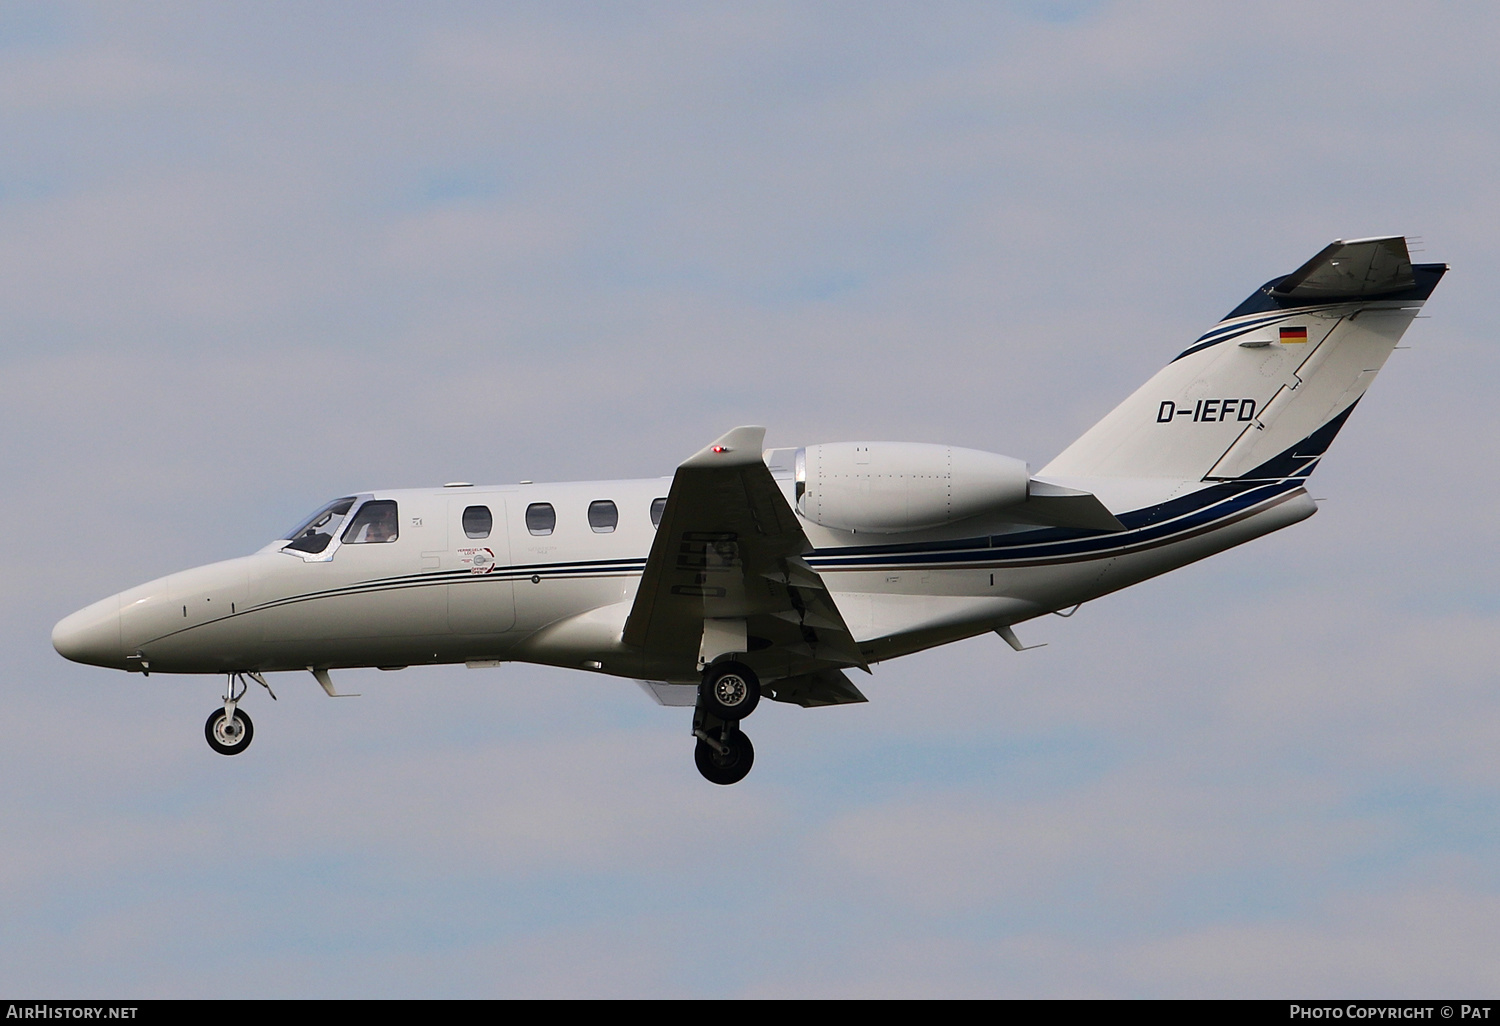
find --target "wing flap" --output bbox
[767,667,868,708]
[635,680,699,707]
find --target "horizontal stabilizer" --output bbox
[1272,236,1414,300]
[1010,479,1126,532]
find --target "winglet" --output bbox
[680,426,767,468]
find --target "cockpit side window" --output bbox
[283,497,357,554]
[342,500,400,544]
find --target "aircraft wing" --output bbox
[622,426,868,681]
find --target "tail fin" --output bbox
[1042,236,1446,484]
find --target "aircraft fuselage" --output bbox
[54,470,1314,681]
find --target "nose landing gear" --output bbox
[204,672,274,756]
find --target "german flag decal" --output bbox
[1279,326,1308,343]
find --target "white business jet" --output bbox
[53,237,1446,784]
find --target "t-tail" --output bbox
[1041,236,1446,487]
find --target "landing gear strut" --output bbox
[692,661,760,785]
[204,672,273,756]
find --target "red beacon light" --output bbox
[711,445,729,453]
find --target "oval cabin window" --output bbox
[462,505,492,539]
[525,502,556,536]
[588,500,618,533]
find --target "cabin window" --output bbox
[588,500,618,533]
[283,497,356,554]
[650,497,667,528]
[462,505,492,539]
[525,502,556,536]
[342,500,400,544]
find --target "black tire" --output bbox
[700,661,760,720]
[205,707,254,756]
[694,726,755,785]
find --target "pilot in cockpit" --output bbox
[346,501,399,544]
[364,505,397,543]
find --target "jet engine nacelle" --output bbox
[795,442,1030,534]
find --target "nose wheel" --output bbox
[206,706,254,755]
[204,672,272,756]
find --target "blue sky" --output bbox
[4,1,1499,997]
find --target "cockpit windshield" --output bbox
[282,497,357,554]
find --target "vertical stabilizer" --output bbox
[1041,237,1446,485]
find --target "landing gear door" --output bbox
[448,497,515,634]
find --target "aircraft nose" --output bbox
[52,595,124,668]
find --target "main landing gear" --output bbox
[205,672,275,756]
[692,661,760,785]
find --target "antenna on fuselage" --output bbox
[310,667,361,697]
